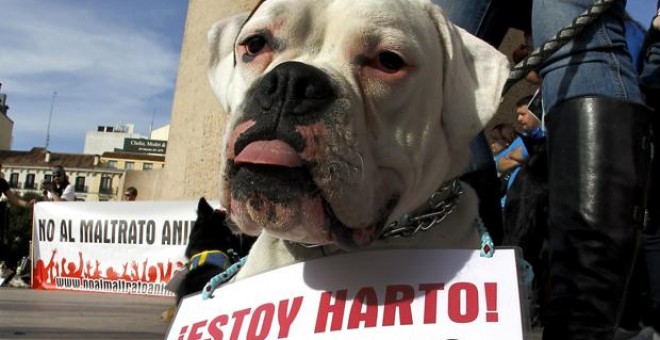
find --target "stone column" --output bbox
[158,0,258,201]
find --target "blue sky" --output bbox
[629,0,656,26]
[0,1,655,154]
[0,0,188,153]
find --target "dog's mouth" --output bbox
[234,140,303,168]
[228,139,383,250]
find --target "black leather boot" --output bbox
[649,125,660,334]
[640,86,660,333]
[639,19,660,333]
[542,96,654,339]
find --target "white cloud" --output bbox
[0,0,183,153]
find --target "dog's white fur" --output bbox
[208,0,509,279]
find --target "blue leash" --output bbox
[476,217,494,258]
[202,256,247,300]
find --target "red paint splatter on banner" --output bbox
[32,248,184,291]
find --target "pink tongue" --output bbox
[235,140,303,167]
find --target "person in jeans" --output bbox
[434,0,653,337]
[636,3,660,333]
[533,1,652,338]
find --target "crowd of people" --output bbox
[463,0,659,337]
[1,164,139,204]
[0,164,140,285]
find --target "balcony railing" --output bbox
[99,187,113,194]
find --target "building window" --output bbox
[75,176,86,192]
[44,174,52,183]
[108,160,117,169]
[9,173,19,188]
[125,162,134,170]
[24,174,36,189]
[143,163,153,170]
[99,176,113,194]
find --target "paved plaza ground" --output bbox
[0,288,174,339]
[0,287,544,339]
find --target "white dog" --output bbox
[207,0,509,280]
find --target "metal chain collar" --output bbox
[379,179,463,239]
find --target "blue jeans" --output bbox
[437,0,642,113]
[433,0,492,35]
[640,42,660,89]
[639,0,660,90]
[532,0,643,111]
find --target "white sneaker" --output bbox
[8,276,29,288]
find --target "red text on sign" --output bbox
[314,281,499,333]
[180,296,303,340]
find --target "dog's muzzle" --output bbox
[227,62,359,246]
[233,61,338,161]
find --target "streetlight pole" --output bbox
[45,91,57,150]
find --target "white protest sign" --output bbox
[168,248,526,339]
[32,200,209,296]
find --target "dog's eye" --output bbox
[377,52,405,72]
[244,36,267,55]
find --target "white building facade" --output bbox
[83,124,142,155]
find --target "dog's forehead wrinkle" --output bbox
[324,13,424,61]
[340,1,428,32]
[247,0,324,46]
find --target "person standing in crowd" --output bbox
[516,92,543,140]
[433,0,652,337]
[431,0,532,248]
[492,95,543,209]
[531,1,652,338]
[491,122,524,208]
[122,187,138,201]
[636,3,660,333]
[0,162,34,208]
[488,123,517,158]
[42,166,75,202]
[502,93,549,328]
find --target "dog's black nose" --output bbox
[254,61,335,117]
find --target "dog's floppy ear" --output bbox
[426,4,509,151]
[208,13,249,114]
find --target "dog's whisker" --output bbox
[322,159,358,184]
[356,151,365,180]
